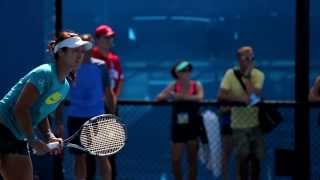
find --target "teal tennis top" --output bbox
[0,63,70,140]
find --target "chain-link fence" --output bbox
[113,101,319,180]
[30,101,319,180]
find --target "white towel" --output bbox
[198,110,222,178]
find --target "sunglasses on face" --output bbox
[240,55,255,61]
[177,68,191,73]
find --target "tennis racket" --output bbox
[46,114,127,156]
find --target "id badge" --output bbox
[177,112,189,124]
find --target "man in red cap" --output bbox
[92,24,124,97]
[91,24,124,180]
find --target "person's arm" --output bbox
[309,76,320,102]
[243,70,265,96]
[217,69,249,104]
[114,79,123,97]
[114,57,124,97]
[105,87,116,114]
[54,102,65,138]
[155,83,175,102]
[243,78,261,96]
[100,61,116,114]
[38,117,63,155]
[14,83,50,155]
[14,83,40,140]
[38,117,56,142]
[217,88,249,104]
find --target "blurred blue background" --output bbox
[0,0,319,179]
[0,0,319,100]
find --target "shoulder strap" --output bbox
[233,69,248,94]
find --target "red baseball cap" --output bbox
[95,25,115,37]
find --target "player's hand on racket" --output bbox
[47,136,63,155]
[29,139,51,155]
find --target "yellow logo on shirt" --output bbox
[45,92,62,105]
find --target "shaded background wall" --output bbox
[0,0,319,99]
[0,0,55,97]
[61,0,320,101]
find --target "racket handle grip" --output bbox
[47,142,60,150]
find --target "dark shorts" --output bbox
[220,114,232,136]
[171,113,202,143]
[0,123,29,156]
[171,124,200,143]
[171,101,202,143]
[221,124,233,136]
[67,117,89,155]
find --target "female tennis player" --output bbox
[0,31,92,180]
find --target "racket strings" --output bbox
[80,117,126,156]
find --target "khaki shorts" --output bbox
[232,127,265,160]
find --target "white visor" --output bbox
[53,36,92,53]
